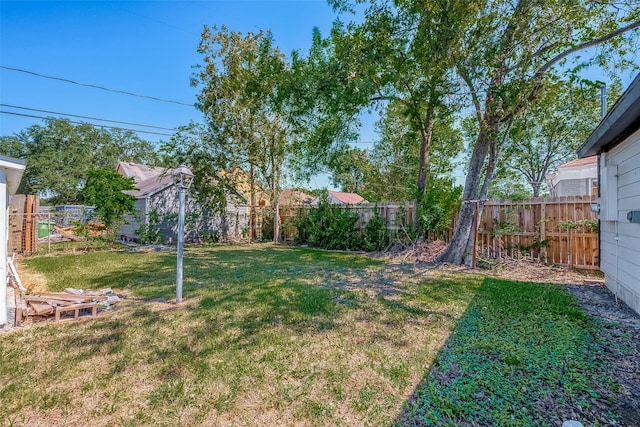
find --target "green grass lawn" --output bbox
[0,244,625,426]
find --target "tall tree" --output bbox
[82,168,137,230]
[330,147,374,195]
[438,0,640,264]
[0,118,158,203]
[190,26,292,242]
[292,0,468,223]
[367,100,463,202]
[500,77,621,197]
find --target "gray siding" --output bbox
[119,198,148,241]
[600,126,640,314]
[119,185,249,243]
[556,178,592,197]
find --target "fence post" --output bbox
[471,201,478,269]
[540,201,546,262]
[48,212,51,253]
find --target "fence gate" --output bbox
[476,196,599,270]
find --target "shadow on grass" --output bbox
[395,277,619,427]
[59,246,377,350]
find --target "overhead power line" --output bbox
[0,111,174,137]
[1,104,177,131]
[1,66,195,107]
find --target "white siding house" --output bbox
[546,156,598,197]
[577,73,640,315]
[1,156,25,328]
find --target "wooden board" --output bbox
[32,292,108,303]
[27,301,55,316]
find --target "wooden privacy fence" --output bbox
[275,202,416,241]
[475,196,599,270]
[8,195,40,255]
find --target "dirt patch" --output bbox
[14,262,49,294]
[470,256,602,285]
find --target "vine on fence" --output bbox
[557,219,599,233]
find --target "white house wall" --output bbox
[0,169,7,325]
[600,126,640,314]
[548,164,597,197]
[0,156,25,327]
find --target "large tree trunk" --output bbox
[271,151,282,243]
[250,163,256,242]
[416,110,434,196]
[463,137,500,265]
[414,109,434,231]
[437,126,495,264]
[531,181,542,198]
[273,201,281,243]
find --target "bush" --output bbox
[293,194,388,251]
[135,210,163,244]
[362,213,389,251]
[418,178,462,240]
[261,210,274,241]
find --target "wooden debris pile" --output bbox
[384,239,447,264]
[18,288,121,325]
[49,225,83,242]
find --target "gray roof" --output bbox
[125,175,173,198]
[117,161,167,182]
[578,73,640,158]
[118,162,173,199]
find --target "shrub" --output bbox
[362,212,389,251]
[135,210,163,244]
[294,194,363,251]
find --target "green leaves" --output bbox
[0,118,158,204]
[81,167,136,229]
[191,26,294,215]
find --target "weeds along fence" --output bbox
[276,202,417,241]
[475,196,599,270]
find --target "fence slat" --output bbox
[478,196,598,269]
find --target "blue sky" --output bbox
[0,1,341,138]
[1,0,367,188]
[2,1,637,190]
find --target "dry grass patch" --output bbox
[2,245,482,426]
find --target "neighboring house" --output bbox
[545,156,598,197]
[577,72,640,316]
[311,190,367,205]
[279,189,314,206]
[1,155,26,328]
[116,162,248,243]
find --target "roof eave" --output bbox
[578,73,640,158]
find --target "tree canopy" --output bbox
[0,118,158,204]
[82,168,137,229]
[303,0,639,264]
[170,26,294,241]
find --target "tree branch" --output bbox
[457,65,483,122]
[535,18,640,77]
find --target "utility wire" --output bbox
[0,111,174,137]
[0,66,194,107]
[1,104,177,131]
